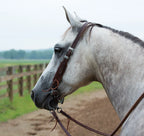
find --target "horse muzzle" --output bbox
[31,89,64,111]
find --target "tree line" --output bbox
[0,49,53,59]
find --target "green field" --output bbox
[0,59,49,68]
[0,59,103,122]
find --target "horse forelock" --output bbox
[62,26,72,40]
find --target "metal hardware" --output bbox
[64,55,69,60]
[68,47,74,53]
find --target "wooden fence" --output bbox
[0,63,48,101]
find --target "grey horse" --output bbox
[31,8,144,136]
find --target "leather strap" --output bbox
[56,92,144,136]
[110,91,144,136]
[51,110,71,136]
[59,109,113,136]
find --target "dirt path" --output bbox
[0,90,120,136]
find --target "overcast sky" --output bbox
[0,0,144,51]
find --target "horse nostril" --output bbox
[31,90,35,100]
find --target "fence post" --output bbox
[18,65,23,96]
[39,64,43,77]
[7,66,13,102]
[45,63,48,68]
[26,65,31,93]
[34,64,38,86]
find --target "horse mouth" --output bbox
[42,94,59,110]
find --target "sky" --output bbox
[0,0,144,51]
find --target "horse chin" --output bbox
[42,94,59,111]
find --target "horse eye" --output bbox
[54,47,62,54]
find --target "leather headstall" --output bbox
[50,22,92,93]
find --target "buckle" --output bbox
[57,107,62,113]
[69,47,74,53]
[64,55,69,60]
[64,47,74,60]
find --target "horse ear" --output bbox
[74,12,82,21]
[63,6,81,29]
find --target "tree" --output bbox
[1,49,53,60]
[17,50,26,59]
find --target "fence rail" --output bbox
[0,63,48,101]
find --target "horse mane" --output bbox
[81,20,144,48]
[94,23,144,48]
[63,21,144,48]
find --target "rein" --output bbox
[45,22,144,135]
[51,92,144,136]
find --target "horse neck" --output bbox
[90,26,144,119]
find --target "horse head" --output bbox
[31,8,96,110]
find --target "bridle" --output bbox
[49,22,93,94]
[44,22,95,103]
[44,22,144,136]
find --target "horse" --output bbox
[31,8,144,136]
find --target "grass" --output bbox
[0,59,49,122]
[0,82,103,122]
[73,81,103,95]
[0,59,103,122]
[0,90,38,122]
